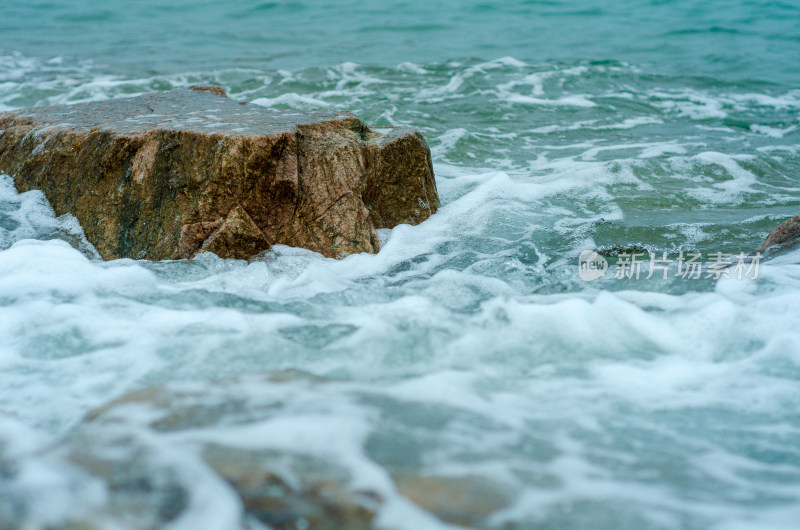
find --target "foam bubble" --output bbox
[750,124,797,138]
[250,93,333,108]
[684,152,760,204]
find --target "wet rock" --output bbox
[757,215,800,253]
[33,374,524,529]
[393,472,514,528]
[203,445,381,530]
[74,376,383,529]
[62,428,191,528]
[0,89,438,260]
[82,371,324,433]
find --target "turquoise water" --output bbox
[2,1,800,529]
[3,0,800,85]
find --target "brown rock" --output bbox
[0,89,438,260]
[393,473,514,527]
[757,215,800,252]
[188,84,228,98]
[76,377,383,529]
[203,445,381,530]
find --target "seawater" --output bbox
[1,1,800,528]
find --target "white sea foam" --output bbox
[396,61,429,74]
[0,417,107,526]
[502,93,597,107]
[1,162,799,529]
[416,57,534,100]
[2,52,800,529]
[0,174,97,257]
[728,91,800,110]
[683,152,760,204]
[577,141,687,161]
[495,65,597,107]
[250,93,333,108]
[750,124,797,138]
[529,116,663,134]
[649,90,729,119]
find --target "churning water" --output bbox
[1,1,800,528]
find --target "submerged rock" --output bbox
[62,429,190,529]
[393,472,514,527]
[70,375,385,529]
[7,372,525,529]
[0,89,438,260]
[757,215,800,253]
[203,445,380,530]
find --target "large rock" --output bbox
[0,87,439,260]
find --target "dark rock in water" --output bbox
[0,89,438,260]
[34,372,521,529]
[757,215,800,252]
[392,472,514,527]
[203,445,380,530]
[62,428,190,528]
[70,376,384,530]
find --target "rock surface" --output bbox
[1,372,524,529]
[392,472,513,527]
[757,215,800,253]
[0,88,438,260]
[203,445,380,530]
[66,373,385,529]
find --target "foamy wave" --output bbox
[750,124,797,138]
[2,51,800,529]
[251,93,333,108]
[0,174,97,257]
[529,117,664,134]
[681,152,761,205]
